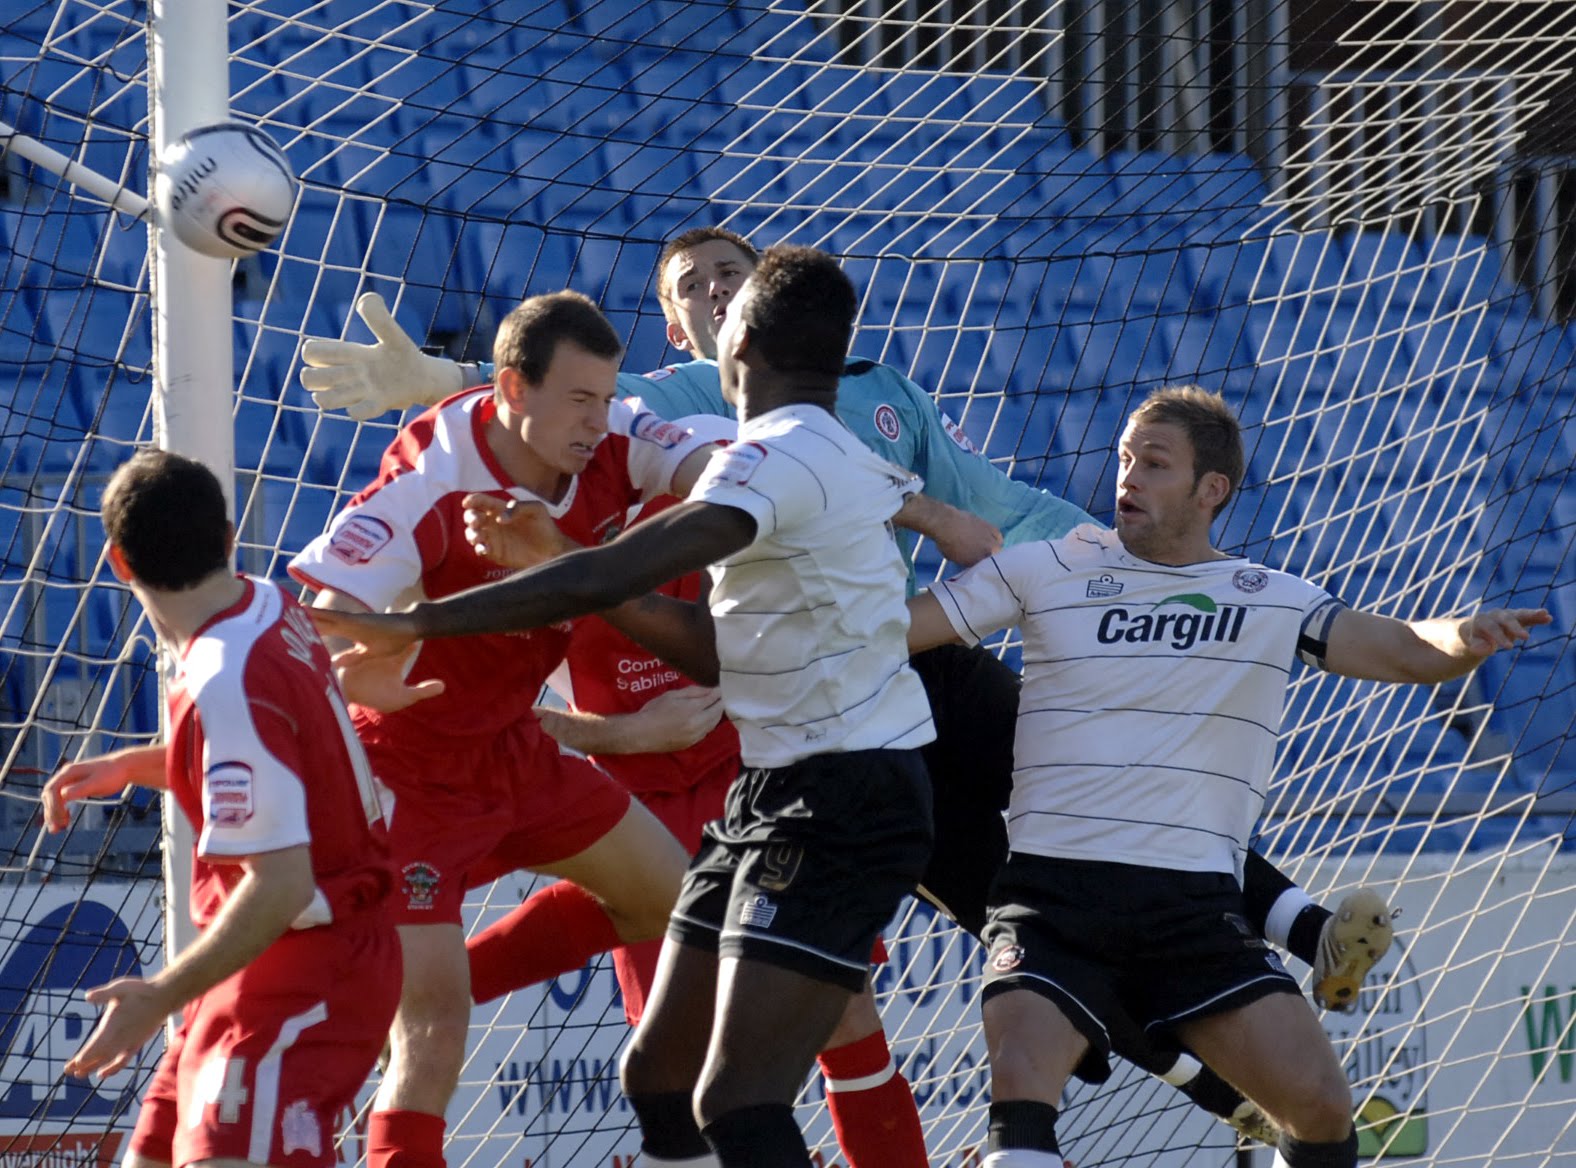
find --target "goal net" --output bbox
[3,1,1574,1166]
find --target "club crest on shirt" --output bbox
[711,441,768,487]
[1233,568,1269,594]
[1086,573,1124,598]
[281,1100,322,1157]
[991,944,1025,973]
[327,515,394,566]
[633,411,687,449]
[402,862,442,910]
[873,403,901,441]
[204,761,254,826]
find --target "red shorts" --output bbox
[129,918,399,1168]
[368,720,632,925]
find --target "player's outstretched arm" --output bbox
[300,293,472,421]
[67,844,315,1080]
[314,501,756,665]
[42,744,167,833]
[893,493,1002,568]
[1323,606,1551,683]
[537,686,725,755]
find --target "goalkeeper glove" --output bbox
[300,292,474,421]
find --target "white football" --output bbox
[157,122,296,259]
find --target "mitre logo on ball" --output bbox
[157,121,297,259]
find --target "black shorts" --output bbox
[981,854,1301,1083]
[910,643,1019,936]
[669,747,933,992]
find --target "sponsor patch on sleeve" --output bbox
[641,366,677,382]
[204,761,255,826]
[940,411,980,454]
[632,410,688,450]
[710,441,768,487]
[327,515,395,566]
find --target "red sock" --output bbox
[611,936,663,1026]
[368,1109,445,1168]
[817,1029,928,1168]
[467,881,623,1004]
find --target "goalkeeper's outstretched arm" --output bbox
[300,293,479,420]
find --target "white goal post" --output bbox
[0,3,1573,1168]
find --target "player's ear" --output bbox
[665,318,694,353]
[495,365,528,408]
[1197,470,1231,513]
[225,521,237,560]
[106,543,133,583]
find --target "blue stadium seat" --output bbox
[1319,304,1417,391]
[1423,233,1527,310]
[1341,231,1436,308]
[1061,319,1170,393]
[1158,308,1254,394]
[1264,230,1347,298]
[0,288,48,370]
[1487,313,1576,395]
[1404,302,1494,387]
[1179,235,1274,310]
[1104,150,1205,215]
[1238,303,1340,399]
[1185,154,1268,212]
[37,288,149,385]
[1100,244,1194,315]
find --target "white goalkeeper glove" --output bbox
[299,292,469,421]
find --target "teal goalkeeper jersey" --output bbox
[486,355,1096,582]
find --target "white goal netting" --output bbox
[2,2,1574,1167]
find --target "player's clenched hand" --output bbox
[1461,608,1551,656]
[300,293,466,421]
[928,508,1004,568]
[628,686,725,753]
[330,641,445,713]
[65,976,173,1080]
[463,494,580,569]
[42,749,158,833]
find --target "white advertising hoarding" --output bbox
[3,850,1574,1168]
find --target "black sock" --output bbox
[628,1091,709,1160]
[1279,1129,1359,1168]
[702,1103,809,1168]
[1241,849,1298,935]
[988,1099,1061,1155]
[1288,903,1333,968]
[1178,1063,1248,1119]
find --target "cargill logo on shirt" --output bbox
[1096,592,1247,650]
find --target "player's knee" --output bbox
[389,987,472,1077]
[823,983,883,1049]
[1278,1075,1357,1144]
[620,1031,687,1097]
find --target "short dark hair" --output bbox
[101,449,230,590]
[493,290,622,385]
[656,227,759,316]
[1130,386,1245,518]
[737,244,856,381]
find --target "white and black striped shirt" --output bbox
[689,403,936,768]
[931,524,1340,875]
